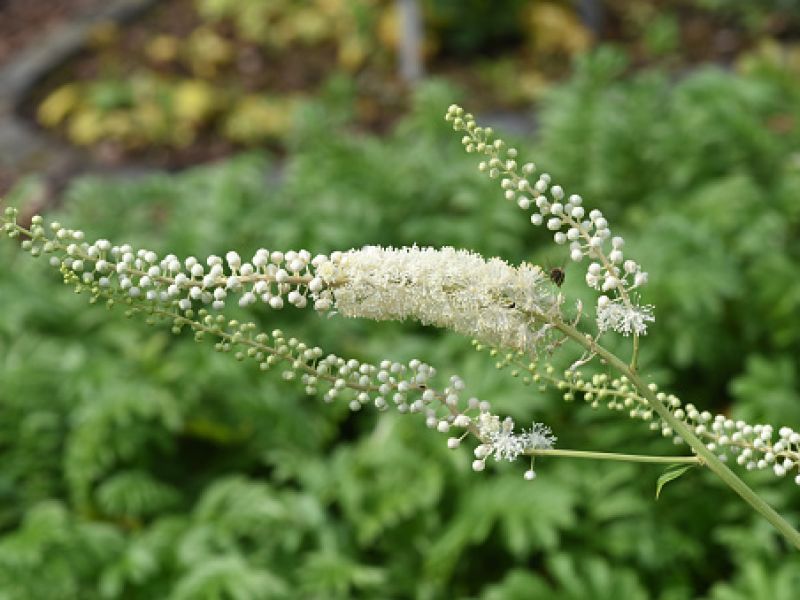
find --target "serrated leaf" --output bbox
[656,465,695,499]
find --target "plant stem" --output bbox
[526,448,700,464]
[630,332,640,372]
[554,319,800,550]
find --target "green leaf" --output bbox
[656,465,696,499]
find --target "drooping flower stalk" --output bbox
[5,211,563,355]
[485,345,800,483]
[1,207,563,477]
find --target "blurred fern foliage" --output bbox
[2,55,800,598]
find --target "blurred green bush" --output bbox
[2,54,800,598]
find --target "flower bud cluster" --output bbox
[6,209,563,357]
[685,411,800,484]
[2,207,556,481]
[6,208,338,315]
[561,370,800,485]
[446,104,653,337]
[226,324,556,481]
[210,325,550,474]
[139,287,560,481]
[198,315,553,475]
[478,342,800,486]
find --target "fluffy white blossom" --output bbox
[523,422,558,450]
[330,246,558,354]
[596,297,655,336]
[476,413,555,462]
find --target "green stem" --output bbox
[554,319,800,550]
[630,332,640,372]
[526,448,700,464]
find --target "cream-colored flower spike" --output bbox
[330,246,559,355]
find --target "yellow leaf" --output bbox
[289,8,330,44]
[145,35,180,64]
[223,95,298,144]
[186,27,233,77]
[87,21,119,48]
[102,111,135,141]
[67,110,104,146]
[339,36,368,71]
[527,3,592,57]
[317,0,344,18]
[132,101,167,132]
[172,80,217,124]
[518,70,551,102]
[377,4,400,50]
[38,84,81,128]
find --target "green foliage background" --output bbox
[2,50,800,598]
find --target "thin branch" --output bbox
[526,448,700,465]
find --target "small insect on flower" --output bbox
[549,267,566,287]
[542,257,566,288]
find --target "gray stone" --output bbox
[0,0,157,191]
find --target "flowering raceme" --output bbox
[5,219,560,356]
[445,104,653,338]
[3,104,800,548]
[0,209,560,477]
